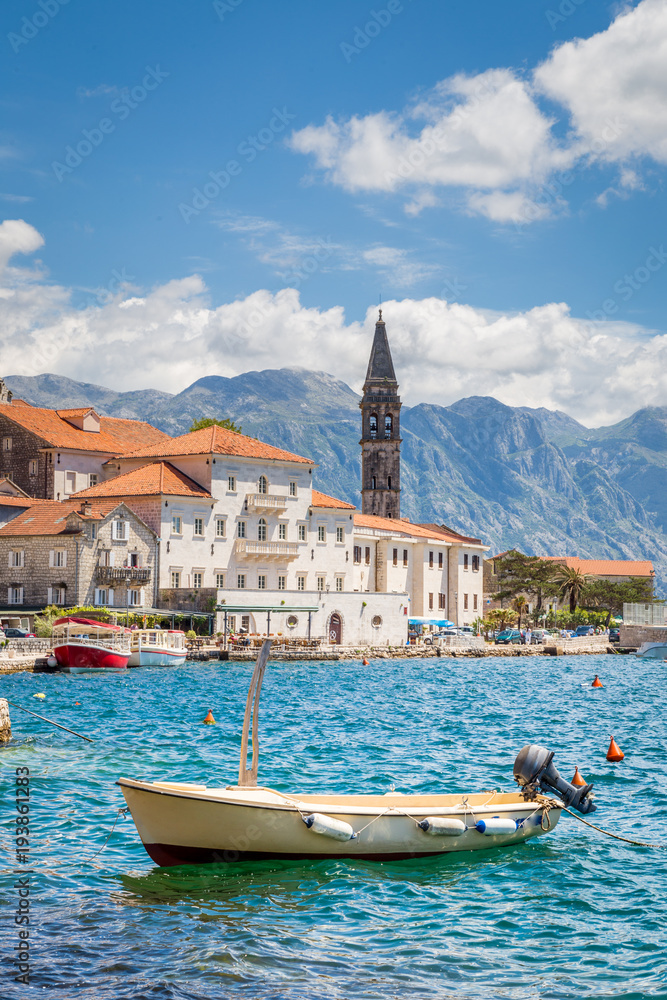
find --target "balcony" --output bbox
[244,493,288,512]
[235,539,299,560]
[95,566,152,583]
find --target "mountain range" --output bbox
[6,369,667,592]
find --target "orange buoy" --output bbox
[571,766,587,787]
[606,736,624,762]
[74,701,80,706]
[592,675,603,688]
[203,709,216,725]
[362,657,369,666]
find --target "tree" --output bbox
[580,576,655,625]
[492,550,559,614]
[554,565,589,614]
[189,416,242,433]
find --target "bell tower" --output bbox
[360,310,401,518]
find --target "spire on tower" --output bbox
[364,310,397,386]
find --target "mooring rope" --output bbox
[0,807,128,874]
[559,804,667,849]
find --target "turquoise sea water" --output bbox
[1,654,666,999]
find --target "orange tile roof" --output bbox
[311,489,356,510]
[71,462,211,499]
[0,402,172,454]
[56,407,96,419]
[0,496,47,507]
[0,478,32,499]
[0,499,128,536]
[354,512,484,545]
[542,556,654,577]
[121,423,313,465]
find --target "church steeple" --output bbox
[360,310,401,518]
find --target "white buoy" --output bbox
[475,817,518,836]
[302,813,357,841]
[47,656,57,668]
[418,817,467,836]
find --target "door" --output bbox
[329,613,342,644]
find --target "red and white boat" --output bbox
[52,616,131,672]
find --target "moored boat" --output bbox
[118,642,596,867]
[636,640,667,660]
[127,629,187,667]
[52,617,131,672]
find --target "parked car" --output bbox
[458,625,474,635]
[573,625,595,637]
[608,627,620,643]
[3,627,35,638]
[528,629,549,644]
[495,629,523,645]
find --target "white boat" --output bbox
[118,642,595,867]
[636,641,667,660]
[52,616,131,673]
[127,629,187,667]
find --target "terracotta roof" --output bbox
[71,462,211,499]
[0,402,172,454]
[0,478,32,499]
[56,407,96,419]
[417,522,484,544]
[0,499,127,536]
[120,424,313,465]
[311,489,356,510]
[542,556,654,577]
[354,512,485,545]
[0,496,46,508]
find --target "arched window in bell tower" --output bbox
[387,475,392,490]
[369,413,378,439]
[371,475,376,489]
[384,414,393,439]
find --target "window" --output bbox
[317,576,325,591]
[387,475,392,490]
[88,473,98,488]
[429,552,434,568]
[335,577,343,592]
[216,573,225,589]
[228,475,236,492]
[258,475,268,495]
[403,549,408,567]
[384,414,393,439]
[99,550,112,567]
[298,524,306,541]
[317,525,326,542]
[113,519,129,541]
[438,593,446,610]
[228,615,236,631]
[464,593,469,610]
[464,554,469,570]
[392,548,398,566]
[278,575,286,590]
[289,481,297,497]
[52,586,67,605]
[258,575,266,590]
[241,615,250,632]
[95,588,109,606]
[297,575,305,591]
[353,545,361,564]
[2,437,11,451]
[365,547,371,565]
[170,571,181,588]
[473,594,478,610]
[472,555,480,572]
[8,586,23,605]
[428,593,434,610]
[171,516,182,535]
[9,550,24,568]
[278,523,287,540]
[336,526,344,543]
[237,521,246,539]
[91,524,97,540]
[286,614,298,628]
[215,518,226,538]
[129,552,141,568]
[237,574,246,589]
[194,517,204,537]
[438,552,443,569]
[28,460,38,477]
[371,476,376,490]
[65,472,76,495]
[50,549,66,568]
[128,589,141,606]
[369,413,378,439]
[257,518,267,542]
[193,572,203,588]
[371,615,382,628]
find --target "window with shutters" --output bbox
[365,547,371,565]
[429,552,434,568]
[8,586,23,605]
[128,589,141,606]
[403,549,408,567]
[472,555,480,572]
[464,593,469,610]
[114,519,129,541]
[464,553,469,570]
[438,552,443,569]
[438,593,446,610]
[392,548,398,566]
[353,546,361,564]
[473,594,478,610]
[428,593,434,610]
[9,550,24,568]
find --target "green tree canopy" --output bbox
[189,417,242,433]
[554,565,589,614]
[492,550,559,612]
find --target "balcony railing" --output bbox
[95,566,151,582]
[235,539,299,560]
[244,493,288,512]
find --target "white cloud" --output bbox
[0,219,44,272]
[2,219,666,427]
[289,0,667,222]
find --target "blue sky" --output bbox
[0,0,666,425]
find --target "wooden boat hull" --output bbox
[127,649,187,667]
[118,779,562,867]
[54,642,129,672]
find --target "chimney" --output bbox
[80,501,92,517]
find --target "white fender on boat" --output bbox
[475,817,518,836]
[47,656,58,667]
[418,817,467,836]
[302,813,357,841]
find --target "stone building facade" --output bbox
[360,311,402,519]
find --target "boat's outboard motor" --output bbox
[513,744,596,814]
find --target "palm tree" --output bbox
[511,596,529,630]
[554,566,589,614]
